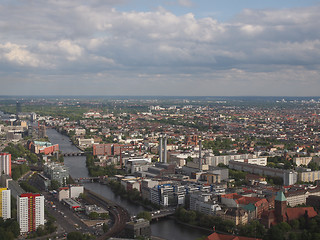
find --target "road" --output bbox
[85,190,130,239]
[43,192,97,236]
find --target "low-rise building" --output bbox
[190,193,221,215]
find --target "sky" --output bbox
[1,0,320,96]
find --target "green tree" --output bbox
[102,223,109,233]
[50,180,61,190]
[67,232,85,240]
[89,211,100,220]
[137,211,152,221]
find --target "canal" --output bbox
[46,128,211,240]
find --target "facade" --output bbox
[219,208,248,225]
[141,179,158,201]
[261,191,317,228]
[17,193,44,233]
[58,187,70,201]
[294,157,312,167]
[0,188,11,219]
[44,162,69,186]
[298,170,320,182]
[0,153,11,176]
[229,160,297,185]
[125,218,151,238]
[190,193,221,215]
[27,140,59,155]
[285,187,320,207]
[206,232,262,240]
[70,185,84,198]
[78,138,94,148]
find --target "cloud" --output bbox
[0,42,41,67]
[177,0,193,7]
[0,1,320,96]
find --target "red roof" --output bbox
[206,232,262,240]
[286,207,317,222]
[20,193,41,197]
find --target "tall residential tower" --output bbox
[17,193,44,233]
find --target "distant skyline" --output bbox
[1,0,320,96]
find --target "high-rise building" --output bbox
[0,188,11,219]
[17,193,44,233]
[0,153,11,176]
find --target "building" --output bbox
[0,188,11,219]
[190,193,221,215]
[141,179,158,201]
[219,208,248,225]
[229,160,297,185]
[70,185,84,198]
[58,187,70,201]
[27,141,59,155]
[124,218,151,239]
[284,186,320,207]
[0,153,11,176]
[298,170,320,182]
[261,191,317,228]
[17,193,44,233]
[78,138,94,148]
[293,157,313,167]
[206,232,261,240]
[206,232,262,240]
[44,162,69,186]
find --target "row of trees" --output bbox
[108,180,160,209]
[0,218,20,240]
[263,214,320,240]
[86,154,120,177]
[88,211,109,220]
[175,207,235,233]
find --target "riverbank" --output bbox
[47,128,211,240]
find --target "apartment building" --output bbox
[17,193,44,233]
[0,188,11,219]
[0,153,11,176]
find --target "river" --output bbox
[46,128,211,240]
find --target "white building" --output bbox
[17,193,44,233]
[0,188,11,219]
[58,187,70,201]
[70,185,84,198]
[190,193,221,215]
[0,153,11,176]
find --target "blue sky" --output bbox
[0,0,320,96]
[117,0,320,20]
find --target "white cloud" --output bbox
[0,42,40,67]
[0,1,320,95]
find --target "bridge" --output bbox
[151,209,175,221]
[63,152,85,157]
[73,176,106,183]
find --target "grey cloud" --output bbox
[0,2,320,96]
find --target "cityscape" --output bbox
[0,96,319,240]
[1,1,320,240]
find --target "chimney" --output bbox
[199,140,202,170]
[164,135,167,163]
[159,136,163,162]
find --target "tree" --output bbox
[89,212,99,220]
[290,219,299,229]
[137,211,152,221]
[50,180,60,190]
[67,232,85,240]
[102,223,109,233]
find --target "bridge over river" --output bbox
[62,152,85,157]
[150,209,175,221]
